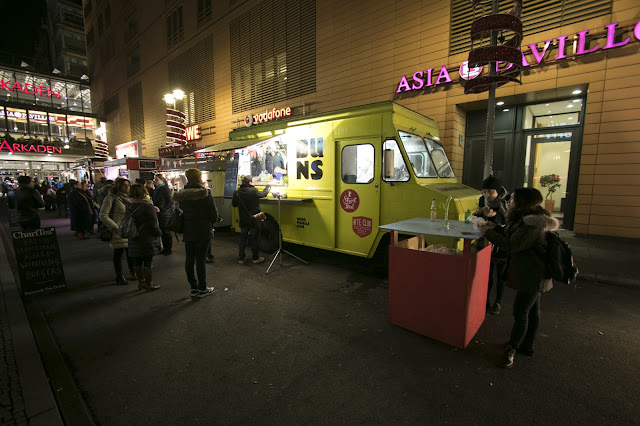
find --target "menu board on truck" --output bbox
[224,153,240,197]
[12,227,66,296]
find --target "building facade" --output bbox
[84,0,640,238]
[46,0,89,78]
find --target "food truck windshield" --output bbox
[398,130,455,179]
[237,136,288,186]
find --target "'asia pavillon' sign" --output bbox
[1,80,62,98]
[0,140,63,154]
[396,20,640,93]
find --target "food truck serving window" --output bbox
[398,131,455,178]
[382,139,410,182]
[341,144,374,184]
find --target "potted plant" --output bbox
[540,174,561,213]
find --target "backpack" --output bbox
[118,206,139,239]
[168,207,184,234]
[544,231,579,285]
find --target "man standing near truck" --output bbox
[232,175,270,264]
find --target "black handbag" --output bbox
[97,196,115,242]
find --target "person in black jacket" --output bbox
[475,175,510,315]
[173,169,218,298]
[152,174,173,255]
[12,175,45,230]
[127,184,162,291]
[232,175,270,264]
[68,181,93,239]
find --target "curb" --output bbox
[577,272,640,288]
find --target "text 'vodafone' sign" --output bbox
[245,107,292,127]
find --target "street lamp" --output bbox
[164,89,186,149]
[163,89,185,108]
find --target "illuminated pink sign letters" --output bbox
[0,140,63,154]
[396,20,640,93]
[0,80,61,98]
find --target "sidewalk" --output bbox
[559,229,640,287]
[0,215,637,425]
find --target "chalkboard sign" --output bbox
[223,153,240,197]
[12,227,66,296]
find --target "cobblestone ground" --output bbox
[0,299,28,426]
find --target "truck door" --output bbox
[335,139,380,256]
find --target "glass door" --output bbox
[524,131,574,226]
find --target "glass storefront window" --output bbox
[28,110,49,137]
[67,115,87,143]
[6,107,28,137]
[85,117,96,140]
[49,113,67,141]
[66,83,82,112]
[81,87,92,112]
[34,76,52,108]
[50,80,68,109]
[524,99,583,129]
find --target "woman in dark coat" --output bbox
[126,184,162,291]
[152,174,174,255]
[68,181,93,239]
[479,187,560,369]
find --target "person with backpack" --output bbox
[232,175,270,265]
[475,175,510,315]
[152,174,173,256]
[125,184,162,291]
[99,178,137,286]
[478,187,560,369]
[173,168,218,298]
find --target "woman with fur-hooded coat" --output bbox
[480,187,560,368]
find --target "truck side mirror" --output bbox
[383,149,394,179]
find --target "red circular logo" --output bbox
[340,189,360,212]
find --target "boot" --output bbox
[134,266,146,291]
[115,275,128,286]
[142,267,160,291]
[500,345,516,368]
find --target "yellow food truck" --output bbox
[218,101,480,258]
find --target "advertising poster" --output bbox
[12,227,66,296]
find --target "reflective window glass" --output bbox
[50,80,68,109]
[6,107,28,137]
[67,115,87,142]
[341,144,374,184]
[425,139,455,178]
[399,131,438,178]
[66,83,82,112]
[28,110,49,137]
[49,113,67,140]
[34,76,52,108]
[382,139,410,182]
[81,87,92,112]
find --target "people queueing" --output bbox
[99,178,137,285]
[81,181,98,235]
[12,175,45,231]
[56,182,69,218]
[152,174,173,256]
[145,180,155,199]
[68,180,93,240]
[475,175,510,315]
[232,175,270,265]
[479,187,559,368]
[173,168,218,298]
[127,183,162,291]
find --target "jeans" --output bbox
[132,256,153,268]
[113,248,133,278]
[508,290,541,349]
[239,226,260,260]
[185,240,209,290]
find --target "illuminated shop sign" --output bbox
[396,20,640,93]
[115,140,141,159]
[245,107,292,127]
[0,140,63,154]
[0,80,61,98]
[185,125,201,141]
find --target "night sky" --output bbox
[3,0,49,63]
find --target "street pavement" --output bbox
[1,213,639,425]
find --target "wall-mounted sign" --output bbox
[0,140,63,154]
[185,125,201,141]
[396,19,640,93]
[158,142,197,158]
[115,140,141,159]
[126,158,159,170]
[245,107,292,127]
[1,80,61,98]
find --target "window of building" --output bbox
[81,87,92,113]
[128,82,145,140]
[66,83,83,112]
[125,12,138,40]
[382,139,410,182]
[86,26,95,49]
[68,115,87,142]
[341,144,375,184]
[126,48,141,78]
[50,81,67,110]
[230,0,316,113]
[167,4,184,49]
[48,113,67,140]
[28,111,49,137]
[197,0,212,25]
[33,76,52,108]
[168,34,215,123]
[6,108,28,138]
[449,0,613,55]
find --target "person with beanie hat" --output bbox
[173,168,218,298]
[475,175,510,315]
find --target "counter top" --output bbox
[379,217,483,240]
[259,197,313,204]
